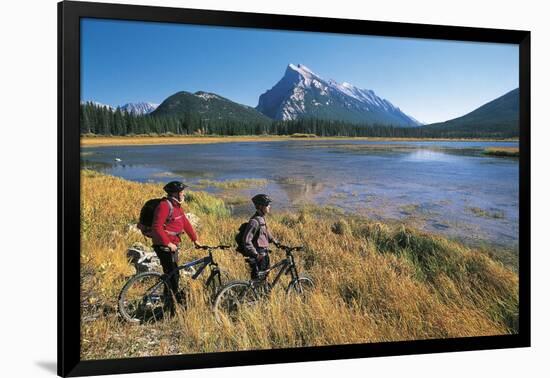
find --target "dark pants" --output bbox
[249,248,270,279]
[153,246,180,306]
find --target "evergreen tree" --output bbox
[79,102,518,139]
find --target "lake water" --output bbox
[82,140,519,249]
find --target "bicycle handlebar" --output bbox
[195,244,231,251]
[275,244,304,252]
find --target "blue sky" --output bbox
[81,18,518,124]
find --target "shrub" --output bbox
[331,219,352,236]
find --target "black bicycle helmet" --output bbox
[163,181,188,193]
[251,194,272,207]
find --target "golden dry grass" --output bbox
[80,135,519,147]
[80,170,518,360]
[81,135,292,147]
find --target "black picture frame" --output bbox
[58,1,531,376]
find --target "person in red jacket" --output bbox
[151,181,201,311]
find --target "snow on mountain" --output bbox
[119,102,159,115]
[80,100,115,111]
[195,92,220,101]
[81,101,158,115]
[256,64,422,127]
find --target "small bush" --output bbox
[331,219,352,236]
[298,211,312,224]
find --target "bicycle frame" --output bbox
[212,245,310,323]
[257,250,300,290]
[163,249,222,288]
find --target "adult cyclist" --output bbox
[151,181,202,310]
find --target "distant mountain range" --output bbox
[81,100,115,111]
[256,64,422,127]
[83,63,519,135]
[119,102,158,115]
[80,101,158,115]
[422,88,519,135]
[151,91,271,124]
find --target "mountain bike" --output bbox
[118,244,230,323]
[213,243,314,322]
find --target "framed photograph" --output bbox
[58,0,530,376]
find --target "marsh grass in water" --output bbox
[220,195,250,206]
[482,147,519,157]
[329,192,348,200]
[468,207,505,219]
[275,176,305,185]
[399,204,421,216]
[81,170,518,360]
[196,178,268,190]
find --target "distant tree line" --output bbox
[80,103,519,139]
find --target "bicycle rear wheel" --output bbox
[118,272,172,323]
[213,281,257,323]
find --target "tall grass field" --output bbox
[80,170,518,360]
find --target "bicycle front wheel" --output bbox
[205,269,231,300]
[286,275,315,297]
[213,281,257,323]
[118,272,171,324]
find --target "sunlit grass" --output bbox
[81,135,294,147]
[81,170,518,360]
[81,135,519,147]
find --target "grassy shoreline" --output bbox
[81,170,518,360]
[81,134,519,147]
